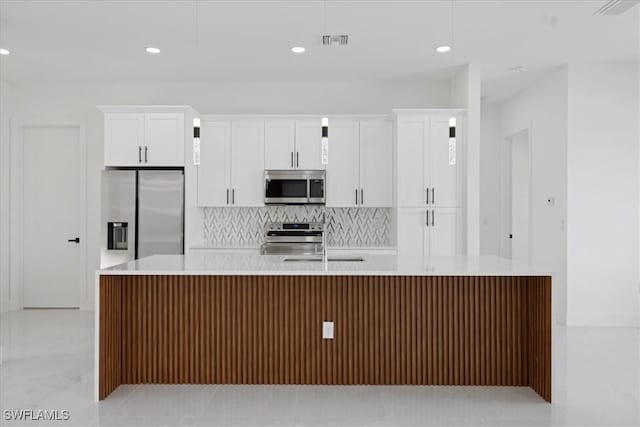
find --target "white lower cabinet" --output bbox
[397,207,463,257]
[197,120,264,207]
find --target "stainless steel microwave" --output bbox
[264,170,325,205]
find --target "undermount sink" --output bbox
[283,256,365,262]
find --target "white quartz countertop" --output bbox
[99,254,551,276]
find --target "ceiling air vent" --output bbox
[322,35,349,46]
[594,0,639,15]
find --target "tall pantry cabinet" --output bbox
[395,110,465,257]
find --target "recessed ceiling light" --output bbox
[0,48,10,55]
[435,45,451,53]
[145,47,161,54]
[291,46,306,54]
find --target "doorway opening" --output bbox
[501,129,532,262]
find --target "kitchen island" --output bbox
[95,254,552,402]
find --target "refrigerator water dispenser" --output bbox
[107,222,128,250]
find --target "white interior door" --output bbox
[22,126,81,308]
[511,132,530,262]
[231,121,265,207]
[326,120,359,207]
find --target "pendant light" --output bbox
[321,117,329,165]
[448,117,456,165]
[193,118,201,165]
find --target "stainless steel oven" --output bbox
[264,170,325,205]
[261,222,324,255]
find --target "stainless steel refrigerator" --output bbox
[101,169,184,268]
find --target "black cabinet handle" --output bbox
[296,152,299,168]
[291,152,294,168]
[232,188,235,204]
[360,188,364,205]
[355,189,358,205]
[432,209,435,227]
[67,237,80,243]
[226,189,229,204]
[144,146,148,163]
[138,146,142,163]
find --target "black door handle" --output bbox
[67,237,80,243]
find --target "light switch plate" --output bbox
[322,321,334,339]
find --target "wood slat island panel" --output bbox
[98,275,551,401]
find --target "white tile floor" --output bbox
[1,310,638,426]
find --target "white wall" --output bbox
[481,67,569,324]
[566,63,640,327]
[451,65,482,255]
[0,81,12,313]
[1,78,451,310]
[479,102,501,255]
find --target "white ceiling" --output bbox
[0,0,638,100]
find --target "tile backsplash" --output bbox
[202,206,392,247]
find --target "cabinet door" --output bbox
[144,113,184,166]
[295,120,324,170]
[104,113,145,166]
[265,120,295,170]
[359,120,393,207]
[396,208,427,258]
[428,115,462,207]
[197,122,231,207]
[231,121,265,207]
[396,119,427,207]
[326,120,359,207]
[428,208,463,256]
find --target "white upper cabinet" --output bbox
[428,115,462,208]
[295,120,324,170]
[144,113,185,166]
[326,121,360,207]
[197,122,231,207]
[103,109,185,167]
[326,119,393,208]
[396,118,426,207]
[264,120,295,170]
[197,120,264,207]
[359,121,393,207]
[264,119,323,170]
[104,113,145,166]
[396,112,463,208]
[230,121,265,207]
